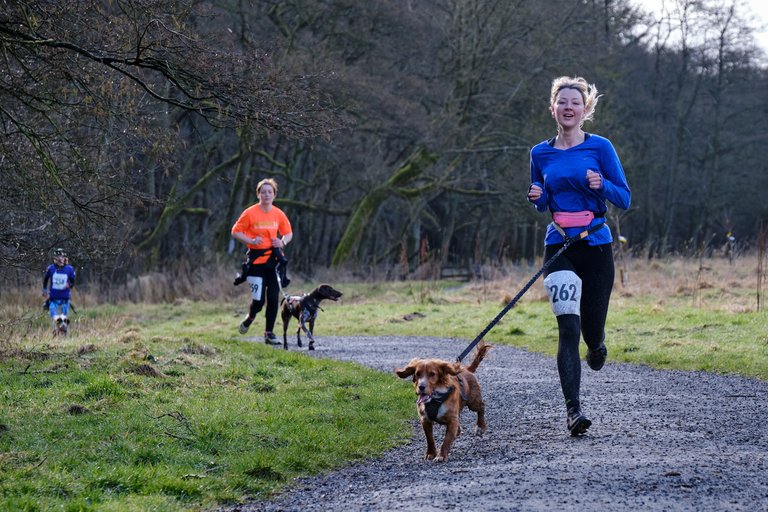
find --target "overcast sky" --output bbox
[631,0,768,55]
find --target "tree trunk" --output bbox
[331,147,437,266]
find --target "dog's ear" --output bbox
[443,361,462,376]
[395,359,420,379]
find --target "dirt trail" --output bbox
[226,336,768,512]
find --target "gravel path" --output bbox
[226,335,768,512]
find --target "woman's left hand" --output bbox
[586,169,602,190]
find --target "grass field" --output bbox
[0,256,765,511]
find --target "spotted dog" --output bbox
[280,284,342,350]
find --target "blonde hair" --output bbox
[256,178,279,195]
[550,76,600,125]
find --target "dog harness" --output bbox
[287,294,322,324]
[301,296,321,320]
[423,377,468,422]
[424,386,454,422]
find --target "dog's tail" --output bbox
[465,341,492,373]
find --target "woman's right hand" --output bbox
[527,184,543,201]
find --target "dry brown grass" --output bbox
[5,255,761,311]
[461,254,762,312]
[613,255,759,311]
[1,254,762,355]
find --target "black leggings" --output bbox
[246,265,280,333]
[543,242,614,411]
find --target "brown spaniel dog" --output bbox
[395,342,491,462]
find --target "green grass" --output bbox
[0,301,414,511]
[1,270,766,510]
[316,283,768,379]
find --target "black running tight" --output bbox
[246,265,281,333]
[543,242,614,411]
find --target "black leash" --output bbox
[456,222,606,362]
[276,267,291,301]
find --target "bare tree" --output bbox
[0,0,339,273]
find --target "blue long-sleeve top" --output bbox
[43,264,76,301]
[529,133,631,246]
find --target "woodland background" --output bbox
[2,0,767,292]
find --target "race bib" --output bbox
[246,276,263,301]
[543,271,581,316]
[51,272,68,290]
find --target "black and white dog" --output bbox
[53,314,70,336]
